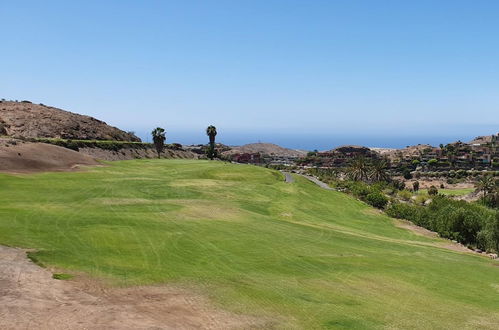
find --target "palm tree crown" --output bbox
[206,125,217,144]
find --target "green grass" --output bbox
[52,273,74,280]
[0,159,498,328]
[419,188,475,196]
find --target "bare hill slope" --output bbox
[0,138,100,173]
[0,101,139,141]
[223,143,307,157]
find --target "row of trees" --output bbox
[346,157,390,183]
[150,125,218,159]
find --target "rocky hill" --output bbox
[222,143,307,157]
[0,101,139,141]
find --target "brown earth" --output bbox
[79,146,199,161]
[0,101,139,141]
[0,245,267,330]
[222,143,306,157]
[0,138,100,173]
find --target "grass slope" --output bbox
[0,160,498,328]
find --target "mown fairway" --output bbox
[1,160,498,328]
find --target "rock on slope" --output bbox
[223,143,307,157]
[0,101,139,141]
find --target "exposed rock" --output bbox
[0,101,139,141]
[222,143,306,158]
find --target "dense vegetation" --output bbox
[308,164,499,253]
[25,137,184,152]
[1,160,498,328]
[387,197,499,252]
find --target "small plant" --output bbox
[412,181,419,192]
[52,273,74,280]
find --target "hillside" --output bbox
[0,138,99,172]
[223,142,307,157]
[0,101,139,141]
[1,160,498,328]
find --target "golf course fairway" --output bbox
[1,159,498,329]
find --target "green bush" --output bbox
[386,202,424,222]
[428,185,438,196]
[350,181,372,199]
[365,192,388,209]
[387,196,498,251]
[397,190,413,201]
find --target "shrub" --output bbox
[414,194,429,206]
[386,202,421,220]
[428,185,439,196]
[412,181,420,192]
[350,181,372,199]
[391,179,405,190]
[365,192,388,209]
[428,159,438,166]
[397,190,412,201]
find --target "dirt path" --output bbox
[281,171,294,183]
[0,245,265,330]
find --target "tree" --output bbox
[369,159,390,183]
[412,181,420,192]
[476,175,495,197]
[206,125,217,160]
[347,156,370,182]
[151,127,166,158]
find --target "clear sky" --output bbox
[1,0,498,149]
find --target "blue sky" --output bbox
[1,0,498,149]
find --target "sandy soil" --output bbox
[0,245,266,330]
[0,139,100,173]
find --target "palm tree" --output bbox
[369,159,390,183]
[206,125,217,160]
[347,156,370,182]
[476,175,495,197]
[151,127,166,158]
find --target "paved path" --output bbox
[298,174,334,190]
[281,171,334,190]
[282,172,294,183]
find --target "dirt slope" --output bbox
[0,245,263,330]
[79,146,199,161]
[0,101,139,141]
[223,143,306,157]
[0,139,100,173]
